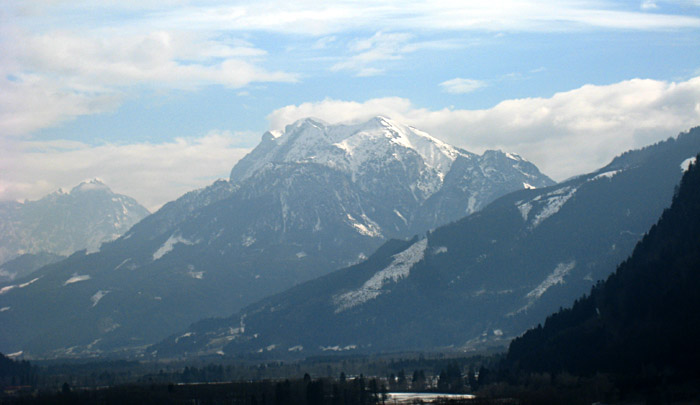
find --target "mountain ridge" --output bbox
[0,117,553,358]
[151,126,700,359]
[0,179,150,264]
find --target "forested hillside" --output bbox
[506,154,700,378]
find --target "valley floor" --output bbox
[2,352,700,404]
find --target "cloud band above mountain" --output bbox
[2,75,700,211]
[269,76,700,181]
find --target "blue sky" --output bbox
[2,1,700,210]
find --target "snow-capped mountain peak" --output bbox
[230,116,468,193]
[149,126,700,360]
[71,178,111,193]
[229,116,554,233]
[0,180,150,264]
[0,117,556,357]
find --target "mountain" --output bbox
[506,153,700,378]
[0,252,65,284]
[151,127,700,359]
[230,117,551,235]
[0,117,552,358]
[0,179,150,264]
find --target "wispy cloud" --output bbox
[331,32,413,76]
[312,36,338,50]
[0,132,252,211]
[330,32,465,76]
[148,1,700,34]
[641,0,659,10]
[268,76,700,181]
[440,78,488,94]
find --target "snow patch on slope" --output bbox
[681,157,697,172]
[509,261,576,316]
[19,277,39,288]
[229,315,246,336]
[333,239,428,313]
[321,345,357,352]
[153,234,195,260]
[466,194,478,214]
[532,186,577,228]
[394,209,407,225]
[114,258,132,270]
[517,202,533,222]
[91,290,109,307]
[526,261,576,300]
[433,246,448,255]
[175,332,194,343]
[1,277,41,294]
[187,264,204,279]
[591,170,621,181]
[506,152,522,161]
[0,285,16,295]
[346,213,383,238]
[64,274,91,285]
[242,235,256,247]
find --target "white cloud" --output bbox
[440,78,487,94]
[268,97,415,131]
[0,26,298,136]
[312,36,338,50]
[331,32,413,76]
[267,76,700,181]
[3,1,699,135]
[150,1,700,34]
[641,0,659,9]
[0,74,123,136]
[330,32,464,76]
[0,132,252,211]
[7,30,295,89]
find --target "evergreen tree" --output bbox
[397,369,407,391]
[412,369,426,391]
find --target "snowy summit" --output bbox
[231,117,547,205]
